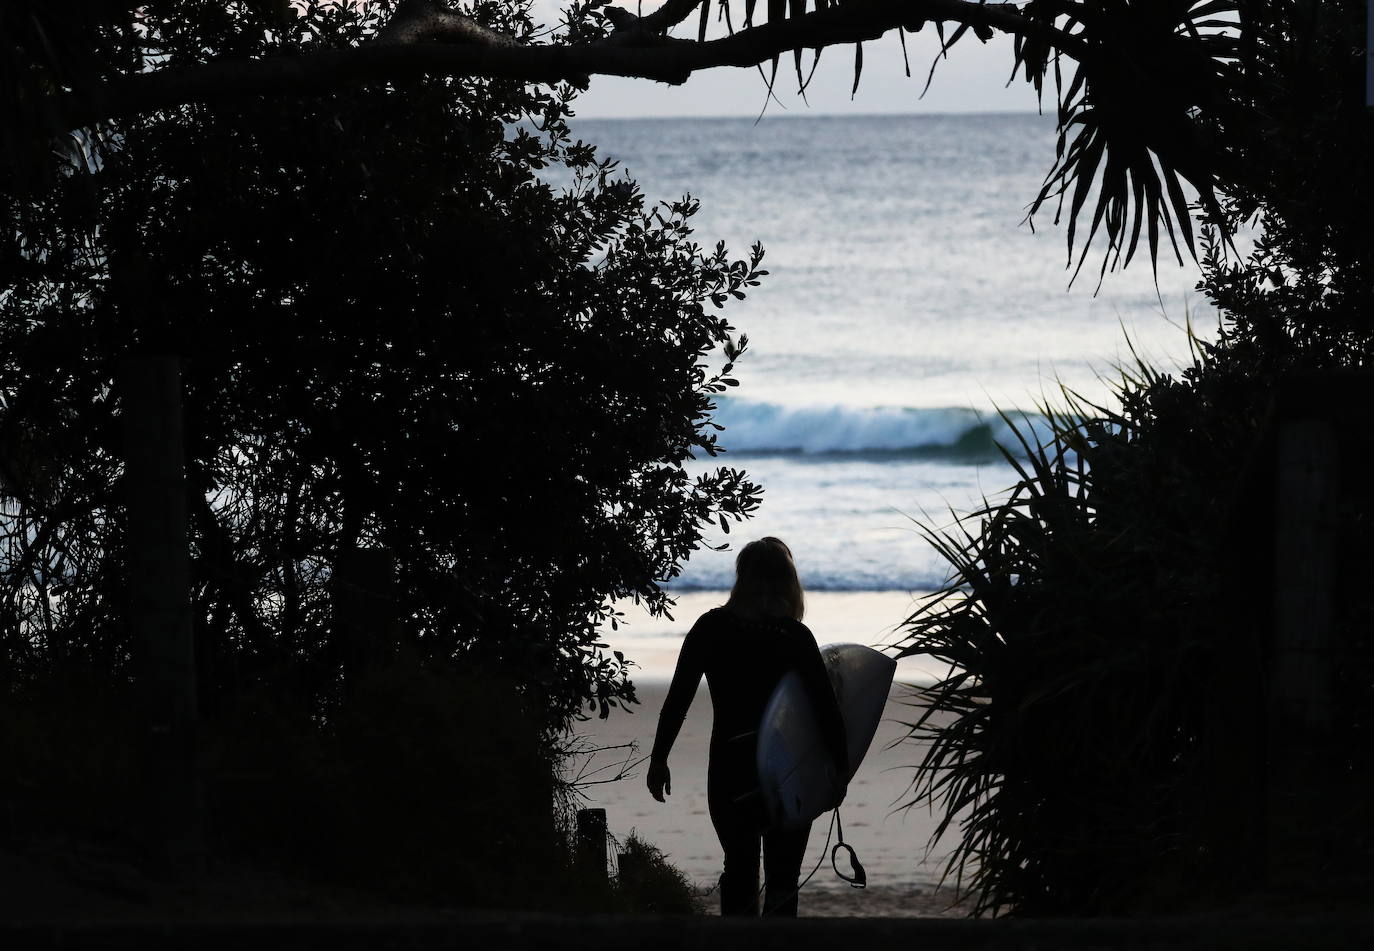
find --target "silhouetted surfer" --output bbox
[648,537,847,917]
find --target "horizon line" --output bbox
[569,107,1049,122]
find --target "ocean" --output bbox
[566,112,1212,902]
[570,112,1210,657]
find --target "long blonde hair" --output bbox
[724,537,805,621]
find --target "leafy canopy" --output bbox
[0,0,763,734]
[2,1,1256,280]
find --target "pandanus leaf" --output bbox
[788,0,806,87]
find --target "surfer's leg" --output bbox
[761,821,811,917]
[717,826,761,916]
[709,769,761,916]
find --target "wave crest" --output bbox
[709,399,1049,456]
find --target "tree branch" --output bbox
[635,0,710,34]
[65,0,1082,126]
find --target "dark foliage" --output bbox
[205,654,570,905]
[0,1,1268,283]
[1016,1,1240,280]
[0,0,129,191]
[901,351,1266,915]
[901,0,1373,916]
[1201,0,1374,358]
[0,1,761,894]
[611,832,704,914]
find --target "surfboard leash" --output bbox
[830,811,867,888]
[759,807,867,916]
[760,809,835,916]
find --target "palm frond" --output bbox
[896,344,1246,914]
[1017,1,1241,279]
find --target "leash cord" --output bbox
[830,811,867,888]
[758,809,835,916]
[759,805,869,915]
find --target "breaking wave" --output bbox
[709,399,1052,456]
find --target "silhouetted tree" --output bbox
[0,0,763,738]
[5,1,1250,276]
[902,0,1373,916]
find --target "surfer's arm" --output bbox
[649,614,709,766]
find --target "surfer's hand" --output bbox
[647,759,671,802]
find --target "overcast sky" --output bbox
[522,0,1038,118]
[554,4,1046,119]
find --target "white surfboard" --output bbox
[756,643,897,829]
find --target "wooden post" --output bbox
[1266,413,1340,884]
[120,354,202,876]
[576,807,608,884]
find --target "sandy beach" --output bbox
[569,676,969,918]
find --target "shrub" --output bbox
[205,655,567,907]
[612,832,703,915]
[0,0,762,743]
[0,0,764,901]
[900,1,1374,916]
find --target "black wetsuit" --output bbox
[651,607,847,917]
